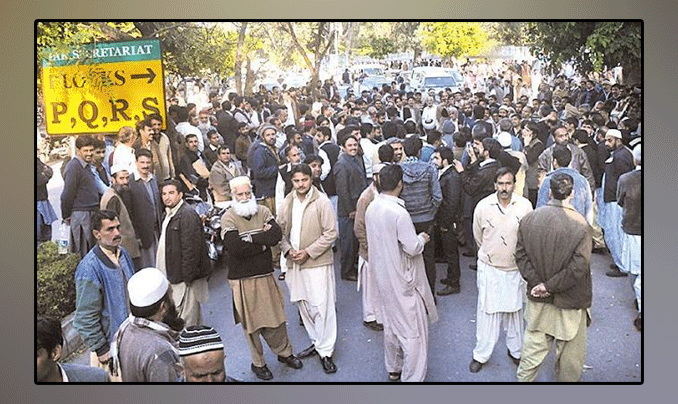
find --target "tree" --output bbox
[420,22,492,60]
[527,21,641,85]
[488,22,528,46]
[279,22,335,85]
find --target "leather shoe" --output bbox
[507,349,521,365]
[342,274,358,282]
[320,356,337,374]
[606,268,628,277]
[363,320,384,331]
[469,359,483,373]
[634,313,642,331]
[388,372,401,382]
[462,251,476,257]
[277,354,303,369]
[469,263,477,270]
[298,344,317,358]
[251,363,273,380]
[278,273,286,281]
[437,285,460,295]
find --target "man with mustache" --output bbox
[221,176,302,380]
[73,210,135,380]
[114,267,185,382]
[468,168,533,374]
[156,180,212,328]
[99,165,141,263]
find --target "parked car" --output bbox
[410,66,462,94]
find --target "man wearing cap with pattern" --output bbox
[113,267,184,382]
[178,326,241,382]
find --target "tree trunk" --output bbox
[244,57,256,96]
[234,23,248,96]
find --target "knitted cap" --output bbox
[257,123,277,138]
[178,326,224,357]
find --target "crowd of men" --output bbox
[37,60,642,382]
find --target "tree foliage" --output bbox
[527,21,641,85]
[488,22,528,45]
[420,22,492,59]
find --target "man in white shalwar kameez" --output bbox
[365,164,438,382]
[277,164,339,373]
[469,168,533,373]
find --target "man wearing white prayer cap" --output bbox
[100,164,141,267]
[113,267,185,382]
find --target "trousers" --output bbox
[338,216,359,279]
[517,308,588,382]
[245,323,293,367]
[383,296,429,382]
[413,220,436,297]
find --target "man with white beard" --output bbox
[220,176,302,380]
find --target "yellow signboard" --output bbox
[41,39,166,135]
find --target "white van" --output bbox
[410,66,462,94]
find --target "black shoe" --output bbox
[320,356,337,374]
[507,349,521,365]
[278,273,286,281]
[298,344,317,358]
[251,363,273,380]
[634,300,639,311]
[462,251,476,257]
[469,359,483,373]
[388,372,401,382]
[437,285,460,296]
[609,263,618,269]
[363,320,384,331]
[342,274,358,282]
[633,314,642,331]
[606,268,628,277]
[277,354,303,369]
[469,263,477,270]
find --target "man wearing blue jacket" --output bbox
[73,210,135,380]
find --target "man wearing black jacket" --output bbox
[432,147,462,295]
[156,180,212,328]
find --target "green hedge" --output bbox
[37,241,80,319]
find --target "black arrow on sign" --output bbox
[130,68,156,84]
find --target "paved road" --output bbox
[51,159,640,382]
